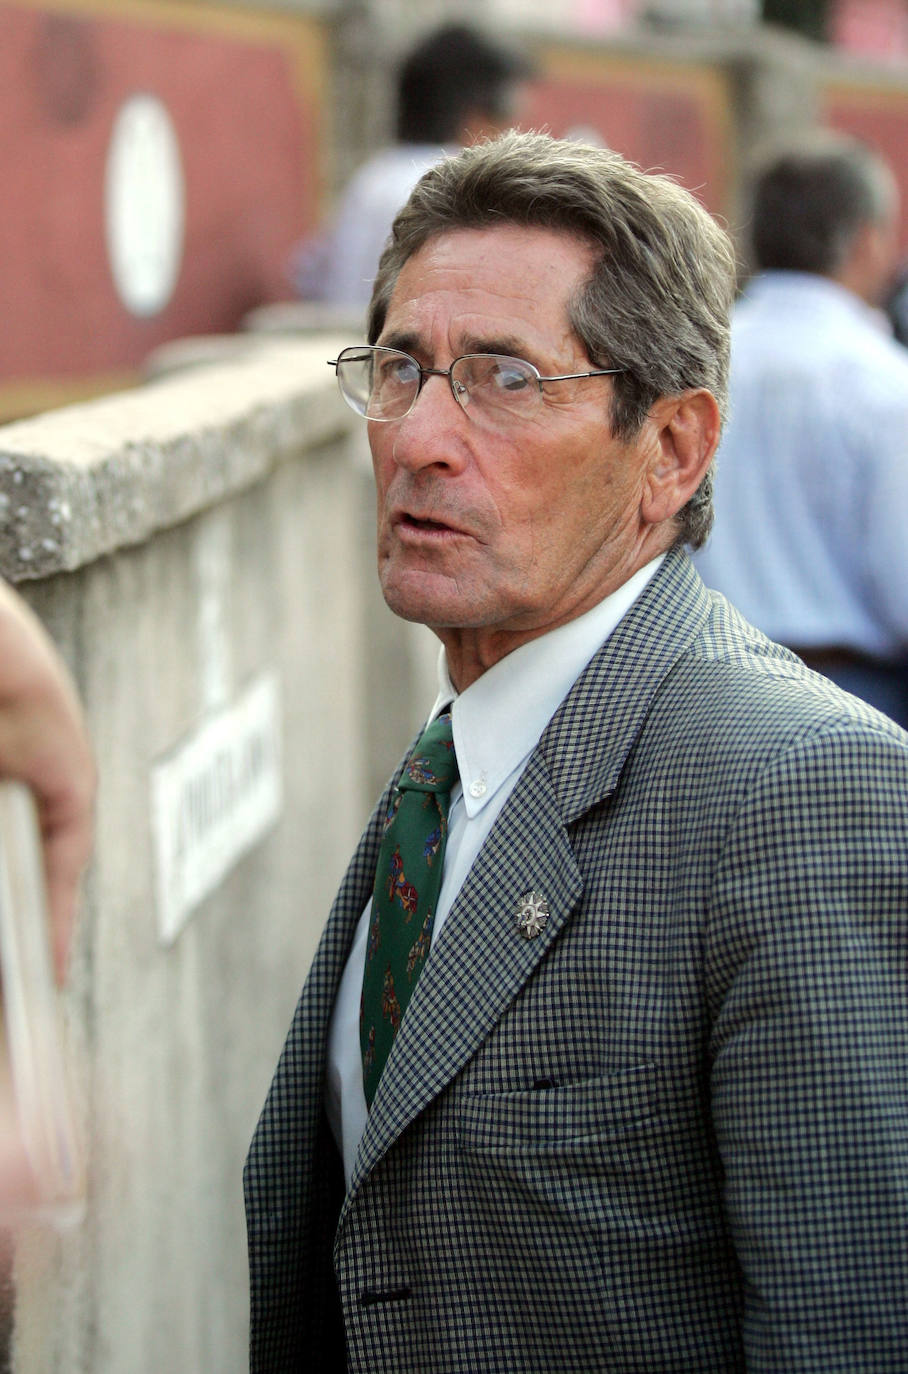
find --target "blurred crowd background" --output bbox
[2,0,907,421]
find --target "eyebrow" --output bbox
[463,334,536,361]
[378,329,422,355]
[377,329,542,365]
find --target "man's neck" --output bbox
[435,541,675,692]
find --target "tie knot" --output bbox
[400,711,458,794]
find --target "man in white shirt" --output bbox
[246,131,908,1373]
[695,130,908,724]
[292,24,532,308]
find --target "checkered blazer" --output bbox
[245,550,908,1372]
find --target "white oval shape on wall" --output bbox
[105,92,185,318]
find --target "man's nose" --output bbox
[415,368,471,415]
[389,374,470,471]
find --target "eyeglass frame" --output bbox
[327,344,625,424]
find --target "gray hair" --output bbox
[368,130,736,550]
[750,130,897,277]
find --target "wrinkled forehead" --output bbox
[377,224,597,362]
[371,222,598,341]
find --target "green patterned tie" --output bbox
[360,711,458,1108]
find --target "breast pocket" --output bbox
[452,1064,666,1360]
[454,1058,729,1353]
[455,1063,667,1271]
[457,1061,661,1153]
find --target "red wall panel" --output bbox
[520,46,733,217]
[0,0,325,416]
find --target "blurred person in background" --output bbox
[292,23,533,308]
[0,578,93,982]
[695,131,908,725]
[0,579,93,1201]
[886,256,908,344]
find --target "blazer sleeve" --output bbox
[705,721,908,1372]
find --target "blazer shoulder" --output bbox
[617,583,908,822]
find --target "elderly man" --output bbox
[245,131,908,1372]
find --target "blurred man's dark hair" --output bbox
[750,131,896,278]
[395,24,532,145]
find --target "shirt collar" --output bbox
[430,555,665,817]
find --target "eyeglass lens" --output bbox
[336,347,541,426]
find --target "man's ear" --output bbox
[640,389,721,527]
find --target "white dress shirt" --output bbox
[326,556,664,1185]
[694,271,908,658]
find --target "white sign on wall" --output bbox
[104,92,185,318]
[151,673,283,945]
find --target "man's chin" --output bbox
[380,586,451,628]
[379,571,473,630]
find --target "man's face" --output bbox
[370,224,667,680]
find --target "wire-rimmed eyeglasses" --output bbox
[327,345,624,430]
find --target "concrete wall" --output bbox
[0,337,436,1372]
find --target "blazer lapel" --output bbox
[284,779,405,1162]
[310,805,387,1033]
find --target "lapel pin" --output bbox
[515,892,550,940]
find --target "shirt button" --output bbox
[469,779,487,799]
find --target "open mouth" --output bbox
[407,516,450,532]
[396,512,460,537]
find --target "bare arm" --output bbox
[0,581,95,983]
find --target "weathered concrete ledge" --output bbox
[0,337,353,581]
